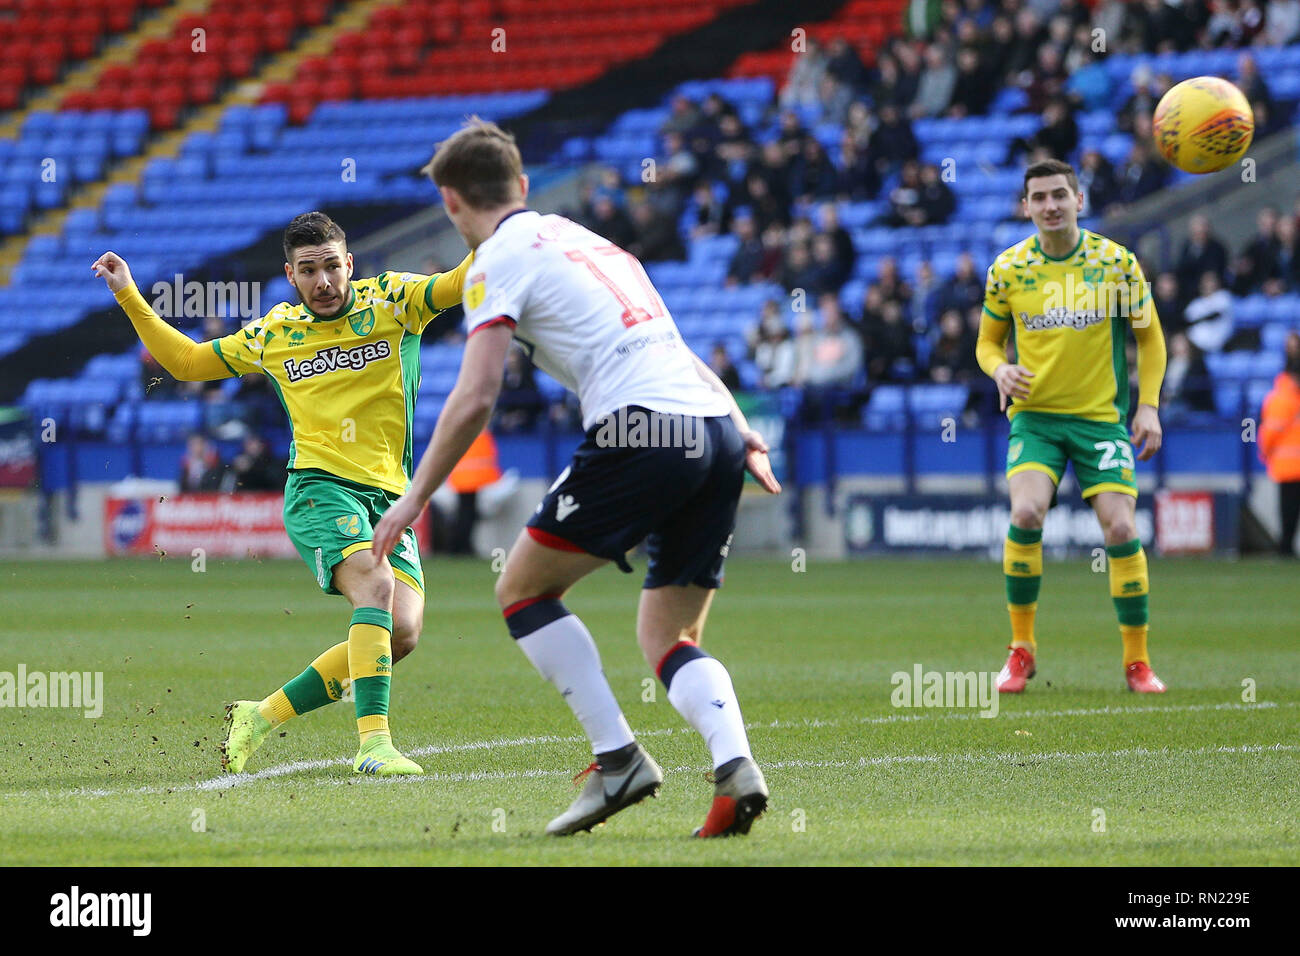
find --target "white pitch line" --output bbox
[190,741,1300,789]
[6,700,1292,801]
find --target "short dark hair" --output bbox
[422,117,524,210]
[283,211,346,262]
[1022,159,1079,198]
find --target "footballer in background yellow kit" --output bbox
[975,159,1168,696]
[95,211,472,776]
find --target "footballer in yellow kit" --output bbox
[975,159,1169,694]
[94,211,472,775]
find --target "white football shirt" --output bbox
[461,209,732,430]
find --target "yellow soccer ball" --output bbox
[1153,76,1254,174]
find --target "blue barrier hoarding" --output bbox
[844,492,1240,556]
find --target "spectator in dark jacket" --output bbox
[1008,97,1077,163]
[938,252,984,317]
[864,300,917,382]
[1152,271,1186,338]
[709,343,743,392]
[869,54,912,111]
[983,13,1019,86]
[1020,44,1068,114]
[868,104,920,179]
[687,182,726,239]
[495,347,545,433]
[1078,148,1120,217]
[818,202,856,272]
[1030,97,1078,160]
[779,242,820,294]
[627,200,685,262]
[826,36,870,90]
[1233,206,1281,294]
[1271,214,1300,293]
[726,171,788,234]
[810,233,852,294]
[1006,7,1047,77]
[726,214,765,285]
[1116,138,1169,206]
[917,162,956,224]
[224,434,285,492]
[1118,67,1172,134]
[835,132,881,200]
[180,433,226,492]
[948,45,997,116]
[587,193,635,249]
[874,256,914,309]
[789,139,839,202]
[929,308,979,383]
[1161,331,1216,419]
[1176,214,1229,290]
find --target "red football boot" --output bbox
[1125,661,1167,693]
[996,645,1036,693]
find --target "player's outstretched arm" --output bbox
[372,322,513,558]
[428,250,475,311]
[690,353,781,494]
[92,251,233,382]
[1130,304,1167,461]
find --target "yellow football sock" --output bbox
[1121,625,1149,667]
[349,608,394,743]
[1107,540,1150,665]
[1004,525,1043,652]
[1008,604,1037,653]
[257,641,349,727]
[258,689,296,727]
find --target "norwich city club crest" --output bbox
[335,514,361,537]
[348,309,375,336]
[1007,439,1024,464]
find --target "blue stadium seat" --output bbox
[1213,382,1242,418]
[863,385,907,430]
[1251,351,1284,378]
[1261,323,1292,352]
[1246,379,1273,413]
[1233,294,1268,326]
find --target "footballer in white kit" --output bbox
[374,119,782,838]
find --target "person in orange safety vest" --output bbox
[1259,331,1300,556]
[446,428,502,554]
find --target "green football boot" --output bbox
[353,735,424,776]
[221,700,272,773]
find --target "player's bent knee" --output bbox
[391,624,420,662]
[1106,518,1137,543]
[1011,506,1047,529]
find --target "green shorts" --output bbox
[1006,411,1138,499]
[282,468,425,597]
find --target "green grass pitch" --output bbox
[1,555,1296,866]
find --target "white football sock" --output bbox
[666,656,752,769]
[516,614,635,755]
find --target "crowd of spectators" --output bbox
[152,1,1300,450]
[543,1,1298,429]
[178,431,285,493]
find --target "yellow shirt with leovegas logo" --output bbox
[977,229,1166,423]
[115,254,472,496]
